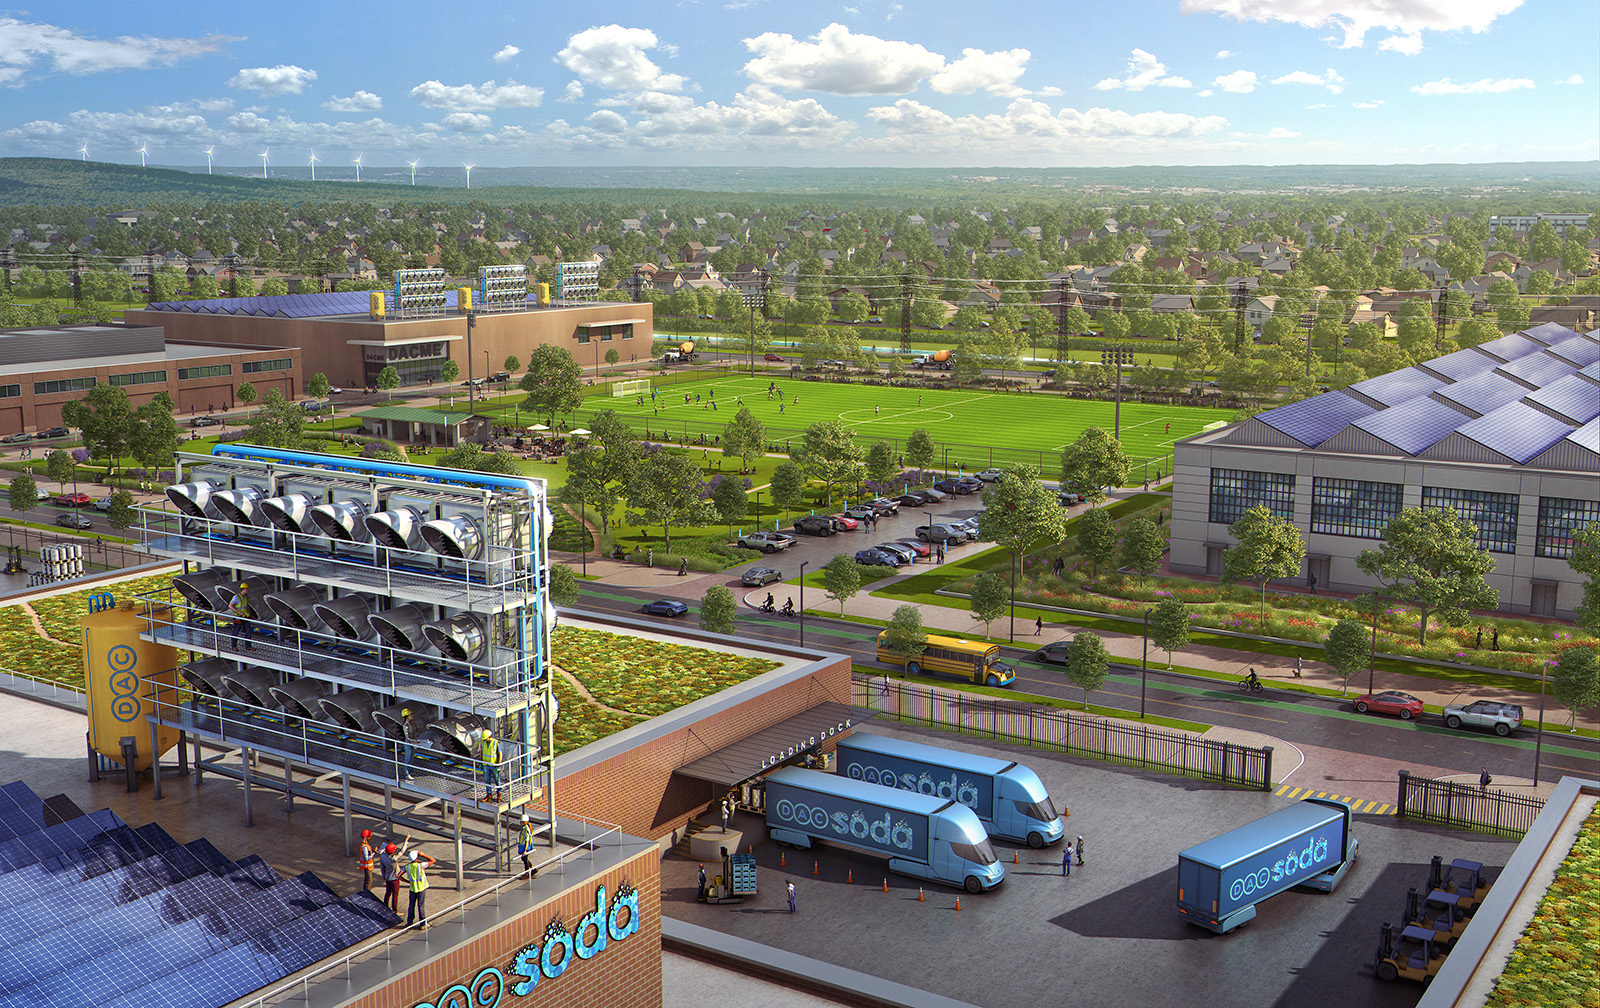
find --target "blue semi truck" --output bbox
[1177,797,1358,933]
[832,731,1064,848]
[763,766,1005,893]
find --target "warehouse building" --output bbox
[1171,322,1600,618]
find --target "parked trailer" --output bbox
[764,766,1004,893]
[1177,798,1358,933]
[833,731,1064,848]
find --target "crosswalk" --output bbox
[1275,784,1393,815]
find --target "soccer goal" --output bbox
[612,378,650,398]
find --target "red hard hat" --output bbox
[386,843,398,854]
[361,829,372,837]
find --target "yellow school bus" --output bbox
[877,631,1016,687]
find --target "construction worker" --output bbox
[229,581,255,651]
[357,829,379,890]
[516,813,536,876]
[380,840,405,913]
[479,730,501,803]
[398,708,415,780]
[405,849,438,929]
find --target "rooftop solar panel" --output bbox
[0,810,125,886]
[1526,374,1600,424]
[1455,402,1576,463]
[147,288,463,320]
[1252,390,1376,446]
[1542,335,1600,368]
[1498,352,1578,388]
[1417,347,1501,382]
[1346,367,1447,407]
[1352,396,1471,455]
[1432,371,1532,417]
[1473,333,1547,362]
[1520,322,1580,344]
[1560,417,1600,453]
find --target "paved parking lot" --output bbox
[665,721,1518,1008]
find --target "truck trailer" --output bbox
[763,766,1004,893]
[833,731,1064,848]
[1177,797,1358,933]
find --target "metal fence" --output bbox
[1396,769,1545,838]
[852,676,1273,791]
[0,524,154,577]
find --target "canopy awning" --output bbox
[673,701,874,789]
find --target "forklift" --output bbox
[1375,920,1448,983]
[3,546,25,575]
[1429,855,1490,911]
[1404,886,1471,944]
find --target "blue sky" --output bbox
[1,0,1593,170]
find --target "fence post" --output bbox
[1261,745,1273,791]
[1396,769,1409,819]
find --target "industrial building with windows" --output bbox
[1171,322,1600,618]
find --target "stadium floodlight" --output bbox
[463,162,474,189]
[308,150,318,181]
[204,147,214,173]
[353,152,362,182]
[407,158,418,185]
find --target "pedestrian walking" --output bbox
[937,543,946,562]
[1035,616,1043,636]
[404,850,438,929]
[479,730,502,803]
[787,881,797,912]
[516,814,537,876]
[1062,842,1073,876]
[380,841,404,913]
[229,581,256,651]
[1076,836,1085,865]
[1479,768,1492,792]
[646,547,653,568]
[1475,626,1483,649]
[357,829,378,890]
[1294,656,1303,679]
[1492,628,1499,651]
[697,863,708,902]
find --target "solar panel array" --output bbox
[1243,324,1600,465]
[0,780,397,1008]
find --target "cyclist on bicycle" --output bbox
[763,592,774,612]
[1245,667,1260,689]
[781,597,795,616]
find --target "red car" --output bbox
[893,538,932,558]
[55,492,92,508]
[1353,690,1424,720]
[829,513,858,531]
[764,353,786,362]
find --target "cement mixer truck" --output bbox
[913,349,953,370]
[663,340,698,364]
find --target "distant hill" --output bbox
[0,156,1594,209]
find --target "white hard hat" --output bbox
[409,851,419,861]
[521,814,530,823]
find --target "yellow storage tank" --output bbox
[369,290,386,319]
[83,599,182,772]
[536,282,550,306]
[458,286,474,312]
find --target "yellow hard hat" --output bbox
[402,708,412,717]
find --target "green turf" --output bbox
[546,375,1230,474]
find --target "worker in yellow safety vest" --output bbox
[405,850,438,929]
[479,731,502,803]
[357,828,378,890]
[229,581,255,651]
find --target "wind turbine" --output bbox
[78,144,88,161]
[259,149,269,178]
[308,150,319,180]
[407,159,418,185]
[352,153,363,182]
[204,147,214,173]
[463,162,475,189]
[137,144,148,168]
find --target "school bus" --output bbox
[876,631,1016,687]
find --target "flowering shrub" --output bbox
[1486,804,1600,1007]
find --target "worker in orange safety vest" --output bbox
[357,829,379,890]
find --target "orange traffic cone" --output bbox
[847,869,853,884]
[882,878,888,892]
[780,852,786,867]
[812,860,819,876]
[1013,852,1019,864]
[955,897,962,912]
[917,887,925,902]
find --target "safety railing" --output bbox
[0,666,86,704]
[1396,769,1545,838]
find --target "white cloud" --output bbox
[1093,50,1192,91]
[562,81,585,101]
[492,45,520,63]
[440,112,491,132]
[228,65,317,96]
[1352,99,1384,108]
[625,85,854,144]
[1180,0,1523,49]
[1556,74,1584,85]
[0,17,237,85]
[1215,50,1233,59]
[324,91,382,112]
[929,47,1031,96]
[556,25,686,92]
[1411,76,1535,95]
[868,96,1227,145]
[409,80,543,110]
[1213,69,1257,93]
[587,109,627,133]
[1378,32,1424,55]
[743,23,942,94]
[1272,68,1345,93]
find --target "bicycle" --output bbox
[1238,676,1264,694]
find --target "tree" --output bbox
[977,465,1069,633]
[103,489,136,530]
[1357,506,1497,643]
[952,333,985,386]
[547,563,581,607]
[1060,427,1130,504]
[240,389,308,449]
[822,553,863,613]
[435,441,521,475]
[46,449,76,495]
[1552,647,1600,731]
[504,354,522,375]
[1324,618,1369,696]
[130,393,181,471]
[710,475,748,529]
[1119,518,1165,581]
[795,421,862,504]
[883,604,928,667]
[259,278,289,297]
[1223,505,1307,622]
[721,408,766,474]
[61,384,133,475]
[769,461,807,512]
[520,345,584,427]
[905,428,936,475]
[377,365,401,398]
[626,449,717,553]
[237,382,257,414]
[1570,526,1600,636]
[865,440,897,487]
[700,584,738,634]
[8,473,37,513]
[1076,505,1119,578]
[970,573,1007,635]
[1065,632,1110,709]
[560,410,640,533]
[307,372,331,400]
[1148,599,1190,669]
[440,358,461,387]
[604,348,620,367]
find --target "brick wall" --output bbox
[347,846,662,1008]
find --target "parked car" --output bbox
[764,353,786,362]
[56,513,93,529]
[94,495,116,511]
[893,538,931,558]
[34,427,68,439]
[865,497,900,515]
[853,548,904,567]
[302,400,326,412]
[1033,641,1072,666]
[740,567,783,586]
[1353,690,1425,720]
[892,493,928,508]
[1,432,30,444]
[490,371,511,382]
[828,513,858,531]
[738,531,797,553]
[953,516,982,540]
[1058,490,1084,507]
[35,487,52,501]
[1040,369,1057,378]
[916,523,968,545]
[792,516,837,537]
[1442,699,1524,736]
[916,488,950,503]
[843,506,877,523]
[975,468,1004,482]
[873,542,916,565]
[641,599,688,617]
[933,480,965,495]
[955,476,983,493]
[55,492,92,507]
[327,386,345,394]
[189,415,224,427]
[463,377,485,388]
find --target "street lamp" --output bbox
[465,311,478,410]
[1367,591,1385,698]
[1009,550,1017,643]
[798,560,808,647]
[578,489,587,578]
[1142,607,1153,718]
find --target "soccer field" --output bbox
[566,373,1233,475]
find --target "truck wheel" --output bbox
[906,662,921,676]
[964,875,982,894]
[986,675,1000,687]
[1445,715,1462,729]
[1027,832,1044,849]
[1376,961,1399,982]
[1494,722,1510,736]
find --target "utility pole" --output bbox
[72,252,81,306]
[1055,278,1071,363]
[1434,286,1448,342]
[1232,281,1248,354]
[900,272,912,355]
